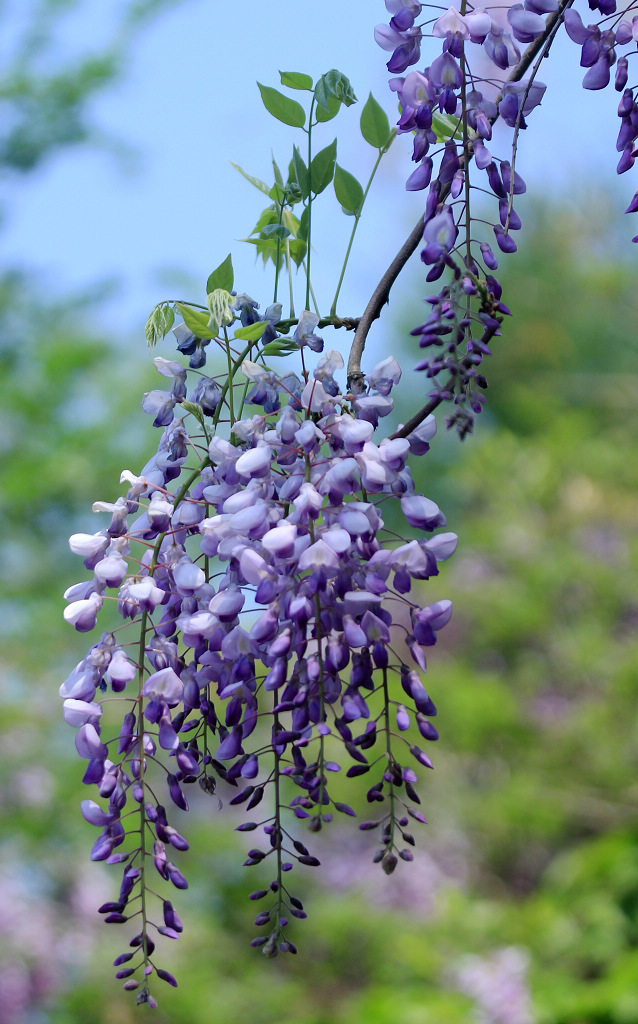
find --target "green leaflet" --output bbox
[206,254,234,294]
[432,111,462,142]
[175,302,217,340]
[261,337,300,356]
[230,162,271,197]
[360,93,392,150]
[234,321,269,342]
[258,83,305,128]
[288,145,310,201]
[314,69,357,113]
[288,238,307,267]
[180,400,207,429]
[145,303,175,348]
[315,93,340,123]
[334,163,364,216]
[310,139,337,195]
[279,70,313,91]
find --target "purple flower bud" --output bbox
[163,900,184,932]
[166,862,188,890]
[157,968,179,987]
[618,145,635,174]
[118,712,137,754]
[396,705,410,731]
[217,728,243,760]
[406,158,433,191]
[480,241,498,270]
[401,494,446,530]
[167,773,189,811]
[81,799,114,826]
[486,162,506,198]
[583,56,611,90]
[493,227,518,253]
[75,723,108,760]
[625,190,638,214]
[615,57,629,91]
[264,659,287,691]
[498,199,522,231]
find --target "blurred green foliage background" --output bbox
[1,4,638,1023]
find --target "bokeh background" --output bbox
[2,1,638,1022]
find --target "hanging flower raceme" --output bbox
[374,5,542,432]
[374,0,638,435]
[61,300,455,1003]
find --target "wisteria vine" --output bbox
[61,0,637,1006]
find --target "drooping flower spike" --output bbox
[373,0,638,435]
[63,306,456,1001]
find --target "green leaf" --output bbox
[360,93,391,149]
[432,111,462,142]
[297,205,310,243]
[145,311,157,348]
[257,83,305,128]
[334,163,364,216]
[180,400,207,429]
[261,223,291,241]
[268,182,287,203]
[234,321,269,341]
[310,139,337,195]
[272,156,284,186]
[242,236,284,269]
[279,70,313,91]
[159,304,175,339]
[252,207,279,233]
[315,93,340,123]
[288,238,307,268]
[314,69,357,113]
[145,303,175,348]
[261,338,300,356]
[288,145,310,201]
[230,162,271,197]
[175,302,217,340]
[282,208,301,236]
[206,254,234,294]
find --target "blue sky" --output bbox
[3,0,633,349]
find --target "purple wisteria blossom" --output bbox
[62,309,456,1001]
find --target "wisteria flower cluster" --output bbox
[366,0,638,437]
[62,265,457,1001]
[61,0,638,1006]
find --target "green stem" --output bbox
[273,200,286,304]
[223,326,237,428]
[330,142,391,318]
[382,666,395,853]
[305,99,315,311]
[272,702,285,935]
[286,239,295,320]
[136,609,150,976]
[213,340,259,433]
[305,454,327,824]
[300,263,321,316]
